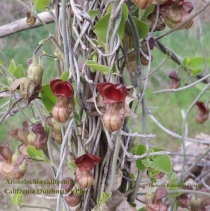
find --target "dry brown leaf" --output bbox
[116,199,136,211]
[112,168,123,191]
[86,94,106,116]
[92,203,110,211]
[10,78,28,93]
[125,86,138,118]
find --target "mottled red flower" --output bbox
[196,102,209,124]
[146,188,168,211]
[50,79,74,98]
[96,82,127,104]
[0,143,13,163]
[75,154,101,171]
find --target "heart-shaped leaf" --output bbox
[85,60,111,75]
[41,84,57,112]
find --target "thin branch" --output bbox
[0,97,23,124]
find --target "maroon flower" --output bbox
[12,154,27,179]
[31,123,49,150]
[176,185,192,208]
[168,71,180,89]
[0,143,14,164]
[50,79,74,98]
[146,188,168,211]
[96,82,127,104]
[75,154,101,171]
[195,102,209,124]
[96,82,127,132]
[50,79,74,123]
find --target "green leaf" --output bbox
[41,84,57,112]
[94,3,128,45]
[68,161,77,170]
[0,60,4,65]
[141,5,155,19]
[36,0,50,11]
[130,142,138,153]
[14,64,25,78]
[135,144,146,170]
[8,60,16,74]
[182,57,210,76]
[142,154,172,173]
[2,87,9,91]
[130,173,135,180]
[12,192,23,206]
[196,83,210,92]
[27,146,44,160]
[89,10,101,19]
[97,37,106,48]
[85,60,111,75]
[118,3,128,44]
[138,208,146,211]
[60,71,69,81]
[94,13,111,43]
[173,200,179,211]
[106,3,113,14]
[112,62,118,74]
[74,111,81,124]
[99,192,112,204]
[133,17,149,39]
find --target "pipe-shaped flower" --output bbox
[32,123,49,150]
[146,188,168,211]
[50,79,74,98]
[96,83,127,104]
[50,79,74,123]
[0,143,14,164]
[75,154,101,171]
[195,102,209,124]
[168,71,180,89]
[96,82,127,132]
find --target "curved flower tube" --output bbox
[195,102,209,124]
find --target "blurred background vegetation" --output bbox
[0,1,210,210]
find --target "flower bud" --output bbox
[26,16,36,26]
[76,168,94,189]
[65,192,82,207]
[144,13,166,32]
[23,8,36,26]
[61,177,74,193]
[32,123,48,150]
[131,0,153,9]
[10,122,29,145]
[12,154,27,179]
[46,117,62,144]
[52,97,74,123]
[190,198,201,211]
[28,63,44,85]
[103,102,125,132]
